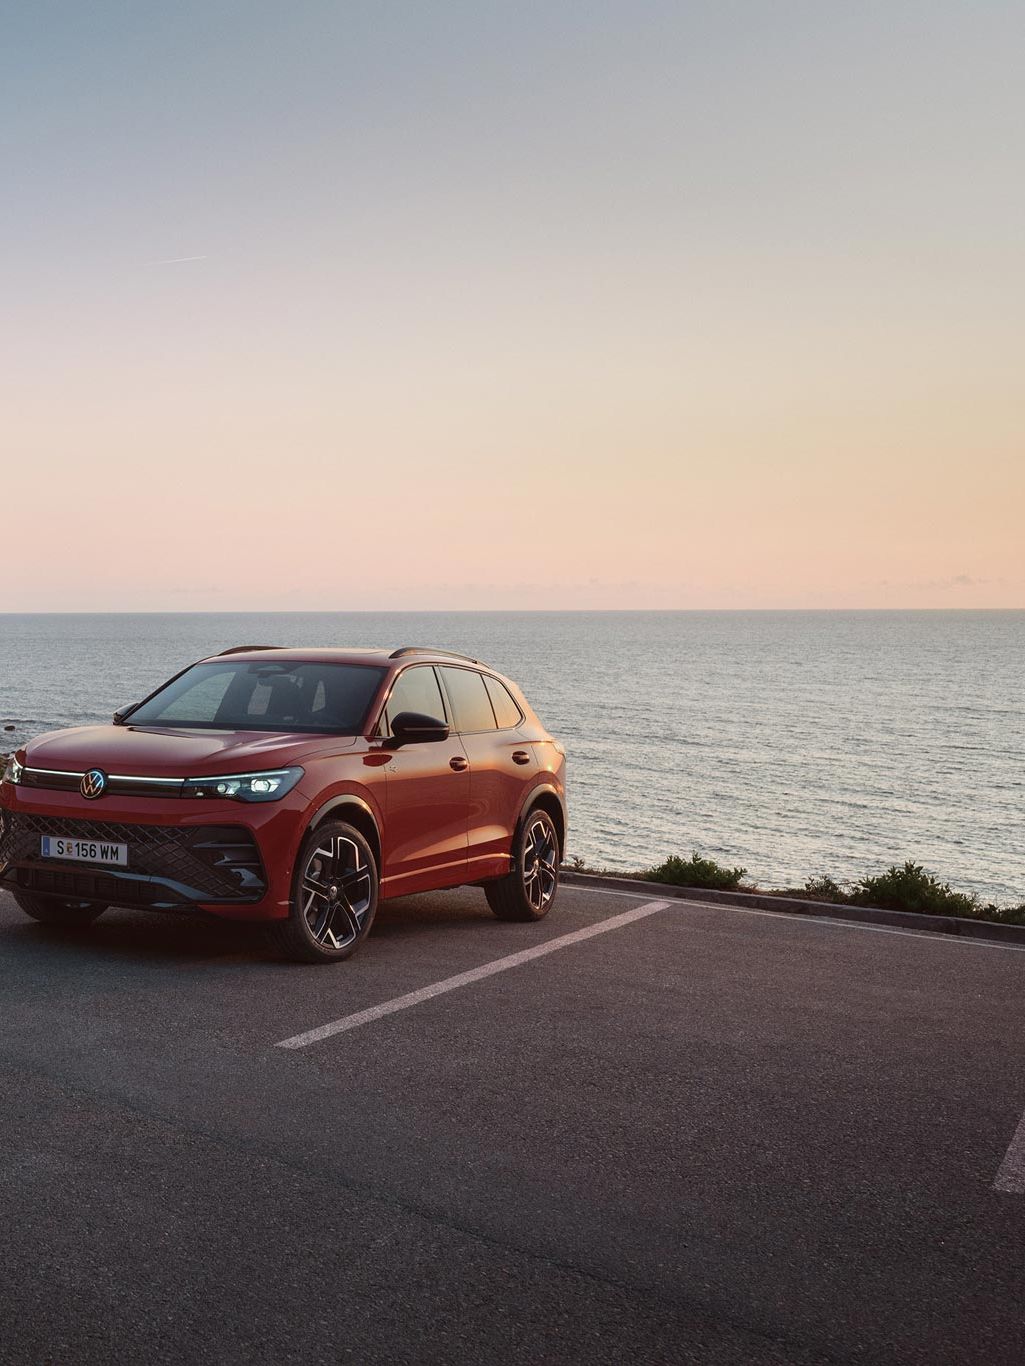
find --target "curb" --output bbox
[560,871,1025,945]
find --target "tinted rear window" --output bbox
[128,661,385,734]
[439,667,497,733]
[483,675,522,728]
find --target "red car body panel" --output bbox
[0,648,566,922]
[23,723,355,777]
[372,738,472,893]
[461,730,540,874]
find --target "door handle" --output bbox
[449,755,469,772]
[511,750,531,765]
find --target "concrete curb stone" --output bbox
[560,870,1025,945]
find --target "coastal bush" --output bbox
[645,852,747,890]
[572,850,1022,924]
[851,862,979,918]
[982,903,1025,926]
[800,875,849,902]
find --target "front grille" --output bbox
[21,770,81,793]
[15,866,173,907]
[22,769,185,799]
[0,811,266,906]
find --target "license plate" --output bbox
[40,836,128,867]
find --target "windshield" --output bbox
[126,660,386,734]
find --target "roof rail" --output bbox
[389,646,481,664]
[217,644,284,655]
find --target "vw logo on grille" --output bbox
[80,769,108,800]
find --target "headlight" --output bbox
[182,767,304,802]
[1,755,24,786]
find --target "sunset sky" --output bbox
[3,1,1022,611]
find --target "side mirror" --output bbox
[113,706,137,725]
[390,711,450,744]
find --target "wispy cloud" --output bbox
[149,255,207,265]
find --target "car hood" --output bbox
[24,725,359,777]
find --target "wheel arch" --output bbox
[306,794,382,872]
[518,784,566,860]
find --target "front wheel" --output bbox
[485,808,560,922]
[269,820,379,964]
[13,891,106,928]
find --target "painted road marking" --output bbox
[725,905,1025,952]
[561,883,1025,953]
[275,899,671,1049]
[994,1109,1025,1193]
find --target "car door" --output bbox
[437,666,539,882]
[377,664,470,895]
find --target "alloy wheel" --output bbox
[300,834,373,950]
[523,817,559,912]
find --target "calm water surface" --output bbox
[1,611,1021,903]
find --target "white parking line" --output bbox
[994,1109,1025,1193]
[275,899,671,1049]
[725,905,1025,952]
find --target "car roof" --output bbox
[201,646,493,670]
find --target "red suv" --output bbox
[0,647,566,962]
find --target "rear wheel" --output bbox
[485,808,560,922]
[13,891,106,928]
[269,820,379,964]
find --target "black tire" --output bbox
[13,891,107,928]
[268,820,379,964]
[485,807,560,922]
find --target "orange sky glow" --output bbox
[3,2,1022,611]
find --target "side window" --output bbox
[384,666,447,735]
[440,668,497,733]
[483,675,522,729]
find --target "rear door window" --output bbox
[439,668,497,733]
[483,676,522,729]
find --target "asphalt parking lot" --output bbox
[2,883,1025,1365]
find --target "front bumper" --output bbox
[0,787,304,919]
[1,810,266,910]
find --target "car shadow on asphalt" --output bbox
[0,889,500,969]
[2,914,273,967]
[369,890,495,939]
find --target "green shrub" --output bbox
[981,903,1025,926]
[583,849,1021,923]
[645,852,747,890]
[852,862,979,917]
[800,875,849,902]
